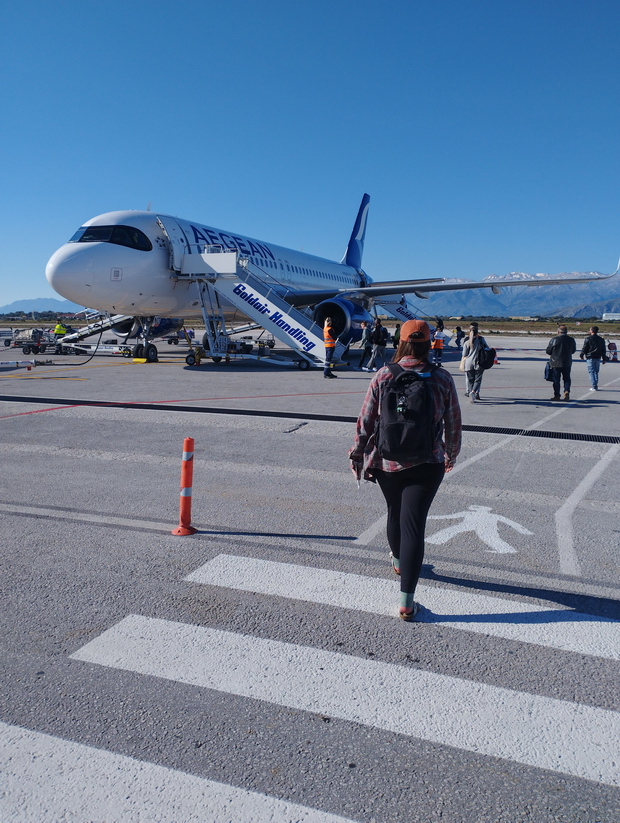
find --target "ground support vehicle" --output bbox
[1,329,14,347]
[164,329,195,345]
[11,329,56,355]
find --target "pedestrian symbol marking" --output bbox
[426,505,533,554]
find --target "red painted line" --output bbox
[0,405,79,420]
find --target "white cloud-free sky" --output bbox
[1,0,619,304]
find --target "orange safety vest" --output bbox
[431,337,444,349]
[324,327,336,348]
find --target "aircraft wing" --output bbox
[390,271,618,296]
[284,279,444,308]
[284,272,617,308]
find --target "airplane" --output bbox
[45,194,617,366]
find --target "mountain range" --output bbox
[387,271,620,318]
[2,271,620,318]
[0,297,84,314]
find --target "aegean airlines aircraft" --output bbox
[45,194,615,364]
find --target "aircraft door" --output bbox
[156,216,190,271]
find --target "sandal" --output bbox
[389,552,400,575]
[399,592,420,621]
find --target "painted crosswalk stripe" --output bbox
[71,614,620,787]
[185,555,620,661]
[0,720,356,823]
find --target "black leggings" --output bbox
[375,463,445,595]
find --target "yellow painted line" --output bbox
[4,376,87,381]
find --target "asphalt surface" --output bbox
[1,336,619,822]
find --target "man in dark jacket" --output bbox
[546,325,576,401]
[580,326,606,391]
[365,319,389,371]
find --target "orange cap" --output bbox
[400,319,431,342]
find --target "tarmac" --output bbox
[1,335,619,822]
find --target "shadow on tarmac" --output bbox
[422,564,620,619]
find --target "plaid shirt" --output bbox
[349,357,462,479]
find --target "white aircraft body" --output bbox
[45,195,615,364]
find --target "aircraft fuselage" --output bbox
[46,211,367,318]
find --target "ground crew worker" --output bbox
[54,321,67,353]
[323,317,338,378]
[430,330,444,364]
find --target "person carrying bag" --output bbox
[349,319,462,621]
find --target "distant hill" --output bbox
[394,272,620,318]
[552,297,620,319]
[0,298,84,314]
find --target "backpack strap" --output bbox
[387,362,440,382]
[386,363,404,380]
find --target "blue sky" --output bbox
[1,0,619,304]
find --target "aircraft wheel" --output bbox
[133,344,144,358]
[212,356,222,363]
[22,346,31,354]
[185,353,196,366]
[297,359,310,370]
[145,343,158,363]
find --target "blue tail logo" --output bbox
[341,193,370,270]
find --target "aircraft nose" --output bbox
[45,244,94,304]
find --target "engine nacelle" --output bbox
[312,299,374,344]
[110,317,184,340]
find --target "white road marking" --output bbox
[71,614,620,787]
[555,442,620,576]
[354,379,620,568]
[0,502,173,532]
[0,720,356,823]
[351,513,387,544]
[427,506,533,554]
[186,554,620,661]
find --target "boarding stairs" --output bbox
[56,314,133,345]
[157,218,346,366]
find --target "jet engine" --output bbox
[312,298,373,344]
[110,317,184,340]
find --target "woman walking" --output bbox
[349,319,461,620]
[462,322,489,402]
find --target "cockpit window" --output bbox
[69,225,152,251]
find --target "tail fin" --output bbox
[341,193,370,269]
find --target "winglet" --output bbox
[341,194,370,269]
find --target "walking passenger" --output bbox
[349,319,462,621]
[580,326,606,391]
[366,319,389,371]
[462,322,489,402]
[546,324,576,400]
[356,321,373,371]
[392,324,400,349]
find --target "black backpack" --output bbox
[375,364,440,463]
[479,347,496,370]
[371,325,386,345]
